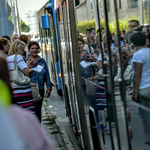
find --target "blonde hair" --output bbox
[9,40,26,55]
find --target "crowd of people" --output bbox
[78,20,150,143]
[0,34,54,149]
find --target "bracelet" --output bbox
[133,91,137,94]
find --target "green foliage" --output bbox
[8,14,12,22]
[77,15,141,34]
[20,20,30,32]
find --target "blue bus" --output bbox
[38,0,150,150]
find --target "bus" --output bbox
[38,0,150,149]
[37,0,62,96]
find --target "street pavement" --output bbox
[41,87,82,150]
[41,86,150,150]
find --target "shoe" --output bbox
[124,65,132,80]
[114,68,121,81]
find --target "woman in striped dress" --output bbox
[6,40,35,113]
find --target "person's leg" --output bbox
[138,87,150,143]
[34,89,44,122]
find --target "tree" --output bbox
[8,15,30,32]
[20,20,30,32]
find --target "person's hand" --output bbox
[26,59,32,67]
[132,92,138,102]
[92,53,98,60]
[87,76,93,81]
[46,88,51,98]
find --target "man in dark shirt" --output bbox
[126,20,140,52]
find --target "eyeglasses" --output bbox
[128,26,136,28]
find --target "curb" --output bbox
[42,99,82,150]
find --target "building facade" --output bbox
[25,10,39,34]
[75,0,140,22]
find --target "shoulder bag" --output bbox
[12,55,30,85]
[31,83,42,103]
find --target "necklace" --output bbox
[29,56,38,63]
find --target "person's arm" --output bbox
[16,55,34,76]
[22,68,34,76]
[132,62,143,102]
[95,60,102,69]
[123,49,132,66]
[44,61,52,97]
[112,53,119,72]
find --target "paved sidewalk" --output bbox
[42,100,67,150]
[41,87,83,150]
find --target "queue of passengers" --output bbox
[78,20,150,143]
[0,34,54,149]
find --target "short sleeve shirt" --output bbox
[131,48,150,89]
[6,55,27,82]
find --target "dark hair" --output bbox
[129,20,139,25]
[100,27,104,32]
[97,28,100,33]
[0,58,12,95]
[130,32,146,46]
[122,30,126,34]
[112,32,115,36]
[147,32,150,41]
[93,42,98,49]
[2,35,11,41]
[77,37,84,44]
[89,28,95,34]
[28,41,40,50]
[133,27,142,32]
[19,34,28,44]
[86,29,89,34]
[0,38,9,50]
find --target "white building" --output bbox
[25,10,39,34]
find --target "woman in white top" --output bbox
[0,38,10,59]
[6,40,35,113]
[131,32,150,143]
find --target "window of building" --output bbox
[75,0,80,6]
[119,0,122,9]
[107,0,110,12]
[128,0,138,8]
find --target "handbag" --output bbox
[31,83,42,103]
[12,55,30,85]
[85,78,98,96]
[98,68,103,77]
[123,65,132,81]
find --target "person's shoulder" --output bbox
[38,56,46,64]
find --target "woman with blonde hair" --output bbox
[0,38,10,58]
[6,40,35,113]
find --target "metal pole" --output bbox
[140,0,143,25]
[15,0,21,34]
[9,0,15,34]
[93,0,99,29]
[12,0,17,33]
[68,0,91,149]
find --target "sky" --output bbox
[14,0,49,22]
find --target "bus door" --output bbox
[57,2,80,136]
[125,1,150,150]
[74,0,131,149]
[48,15,58,85]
